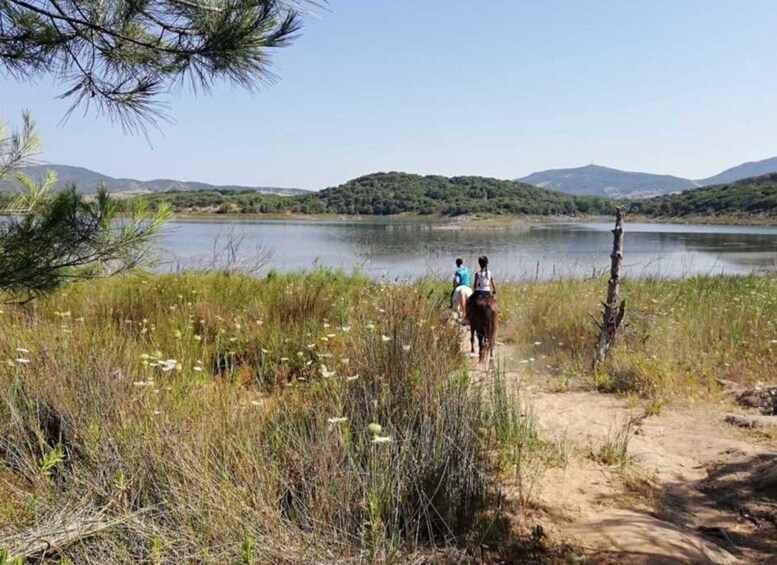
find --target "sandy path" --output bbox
[523,389,777,564]
[457,323,776,563]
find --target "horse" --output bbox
[467,293,499,363]
[451,285,472,320]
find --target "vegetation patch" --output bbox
[0,270,539,562]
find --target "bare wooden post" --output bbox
[593,208,626,368]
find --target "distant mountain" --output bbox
[697,157,777,186]
[0,164,305,195]
[519,157,777,198]
[518,164,697,198]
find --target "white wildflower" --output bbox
[371,436,393,444]
[327,417,348,424]
[15,348,29,353]
[381,335,391,342]
[15,358,31,364]
[320,365,336,378]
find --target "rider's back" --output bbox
[455,266,471,288]
[474,268,493,293]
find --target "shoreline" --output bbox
[165,211,777,228]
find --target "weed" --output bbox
[591,418,634,467]
[644,397,663,417]
[0,272,533,561]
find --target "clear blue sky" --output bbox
[2,0,777,190]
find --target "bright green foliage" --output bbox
[0,111,172,300]
[0,111,39,179]
[0,1,306,130]
[0,176,171,299]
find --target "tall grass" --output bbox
[0,269,532,562]
[498,274,777,398]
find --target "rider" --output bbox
[462,255,496,325]
[451,257,470,307]
[473,255,496,299]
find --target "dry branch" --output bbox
[593,207,626,368]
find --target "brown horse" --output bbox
[467,293,499,362]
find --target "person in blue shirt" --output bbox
[451,258,471,307]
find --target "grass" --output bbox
[496,273,777,400]
[0,268,541,563]
[2,267,775,561]
[591,418,635,467]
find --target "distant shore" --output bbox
[167,210,777,227]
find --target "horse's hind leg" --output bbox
[470,327,476,354]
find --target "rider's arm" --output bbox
[491,275,497,296]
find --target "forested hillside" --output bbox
[629,173,777,218]
[295,172,612,215]
[5,171,777,220]
[132,172,615,216]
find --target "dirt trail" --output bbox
[525,389,771,563]
[508,385,777,564]
[459,324,776,563]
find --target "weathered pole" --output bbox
[593,207,626,368]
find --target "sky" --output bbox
[2,0,777,190]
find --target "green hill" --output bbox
[628,173,777,218]
[127,171,615,216]
[9,170,777,221]
[292,172,614,216]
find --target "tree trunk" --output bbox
[593,208,626,368]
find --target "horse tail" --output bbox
[481,303,492,359]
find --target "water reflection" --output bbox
[156,219,777,281]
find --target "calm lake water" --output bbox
[155,218,777,281]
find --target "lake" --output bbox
[155,218,777,281]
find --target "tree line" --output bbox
[116,171,777,218]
